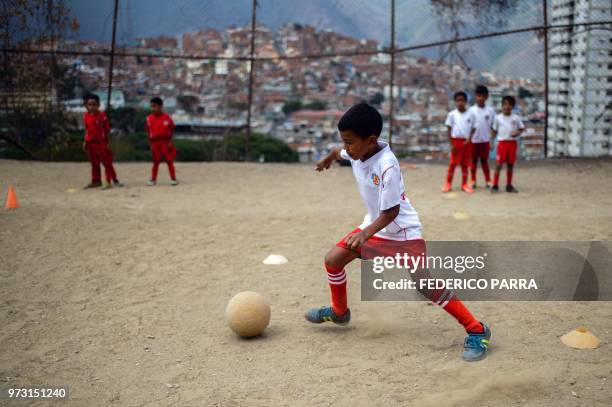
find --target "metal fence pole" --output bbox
[106,0,119,111]
[245,0,257,161]
[543,0,549,158]
[388,0,396,149]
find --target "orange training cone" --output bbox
[5,185,19,209]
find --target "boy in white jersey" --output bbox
[468,85,495,189]
[491,95,524,193]
[442,92,475,193]
[305,103,491,361]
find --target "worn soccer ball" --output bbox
[225,291,271,338]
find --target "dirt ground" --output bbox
[1,158,611,407]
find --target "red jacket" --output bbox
[146,112,175,140]
[83,111,110,143]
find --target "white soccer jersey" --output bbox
[468,105,495,143]
[493,114,525,141]
[445,108,475,139]
[340,142,422,241]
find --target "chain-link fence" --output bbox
[1,0,611,161]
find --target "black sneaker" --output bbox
[506,185,519,193]
[491,185,499,193]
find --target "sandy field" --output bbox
[1,158,611,407]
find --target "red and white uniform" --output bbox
[445,108,475,139]
[468,105,494,161]
[468,105,495,143]
[493,113,524,164]
[339,141,422,241]
[83,111,116,183]
[445,109,475,166]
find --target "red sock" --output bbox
[461,165,468,185]
[507,168,513,186]
[493,169,500,187]
[436,291,483,333]
[482,161,491,182]
[167,161,176,180]
[470,161,477,183]
[446,163,455,183]
[325,263,347,316]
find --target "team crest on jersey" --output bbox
[372,173,380,186]
[163,120,169,126]
[485,114,490,120]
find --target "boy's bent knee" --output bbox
[324,246,357,270]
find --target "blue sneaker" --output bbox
[462,322,491,361]
[304,306,351,325]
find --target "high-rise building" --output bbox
[547,0,611,157]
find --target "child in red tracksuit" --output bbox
[82,93,122,190]
[146,97,178,186]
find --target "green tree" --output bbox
[282,99,303,115]
[304,100,327,110]
[370,92,384,106]
[177,95,200,113]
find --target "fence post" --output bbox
[388,0,396,149]
[543,0,549,158]
[106,0,119,111]
[245,0,257,161]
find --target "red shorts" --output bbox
[450,138,471,166]
[471,142,490,161]
[496,140,517,165]
[336,228,426,260]
[150,139,177,162]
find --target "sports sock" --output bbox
[493,169,500,186]
[507,168,513,186]
[326,263,347,316]
[461,165,468,185]
[482,160,491,182]
[446,163,455,183]
[435,290,484,333]
[470,161,477,183]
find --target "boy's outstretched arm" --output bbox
[344,204,400,250]
[315,147,342,171]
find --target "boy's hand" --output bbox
[344,230,370,250]
[315,157,332,172]
[82,141,87,152]
[511,131,520,138]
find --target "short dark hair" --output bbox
[83,93,100,104]
[337,102,383,139]
[453,91,467,101]
[502,95,516,107]
[475,85,489,96]
[150,97,163,106]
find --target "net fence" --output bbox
[1,0,610,161]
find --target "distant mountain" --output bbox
[69,0,544,78]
